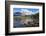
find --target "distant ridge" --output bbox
[14,12,22,16]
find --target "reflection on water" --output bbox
[14,18,25,28]
[13,16,39,28]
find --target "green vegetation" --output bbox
[31,13,39,19]
[14,13,39,19]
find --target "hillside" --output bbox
[22,13,39,27]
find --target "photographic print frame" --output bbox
[5,1,45,35]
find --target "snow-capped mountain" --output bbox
[20,9,39,16]
[14,9,39,16]
[20,9,32,15]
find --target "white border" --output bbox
[10,5,43,33]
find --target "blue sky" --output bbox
[13,8,39,14]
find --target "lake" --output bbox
[13,18,25,28]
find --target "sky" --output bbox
[13,8,39,14]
